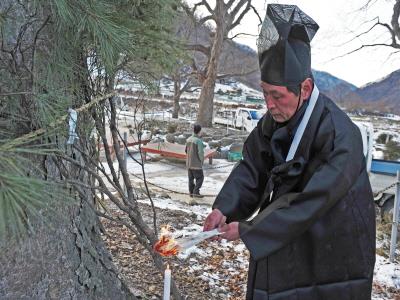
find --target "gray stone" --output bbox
[212,135,223,140]
[175,136,187,145]
[158,192,171,199]
[208,140,221,149]
[165,134,175,143]
[167,123,177,133]
[183,132,192,138]
[151,137,164,143]
[220,137,234,147]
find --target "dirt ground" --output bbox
[101,197,400,300]
[101,199,248,299]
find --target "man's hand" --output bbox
[220,222,240,241]
[203,209,226,231]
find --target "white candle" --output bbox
[163,264,171,300]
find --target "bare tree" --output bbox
[163,15,199,119]
[171,66,194,118]
[338,0,400,57]
[183,0,260,126]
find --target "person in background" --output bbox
[185,124,205,198]
[203,4,375,300]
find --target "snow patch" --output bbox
[374,255,400,289]
[137,197,210,217]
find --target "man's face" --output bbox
[260,81,301,123]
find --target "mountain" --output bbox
[227,46,400,113]
[347,70,400,113]
[312,70,358,102]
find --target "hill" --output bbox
[312,70,357,102]
[347,70,400,113]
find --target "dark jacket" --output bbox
[213,93,376,300]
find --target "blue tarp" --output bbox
[371,159,400,176]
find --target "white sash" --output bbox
[286,85,320,161]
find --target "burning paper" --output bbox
[154,226,221,257]
[154,225,180,257]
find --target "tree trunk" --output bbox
[197,34,224,126]
[197,4,228,127]
[0,3,134,293]
[172,79,181,119]
[0,154,134,299]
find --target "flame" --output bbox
[160,225,172,236]
[154,225,180,257]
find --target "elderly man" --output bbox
[204,4,375,300]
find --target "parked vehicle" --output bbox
[355,121,399,216]
[213,109,236,127]
[214,108,265,132]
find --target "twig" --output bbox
[112,107,158,237]
[250,4,263,26]
[326,43,400,63]
[227,32,258,40]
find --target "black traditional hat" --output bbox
[258,4,319,86]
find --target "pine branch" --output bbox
[1,92,115,150]
[0,92,34,96]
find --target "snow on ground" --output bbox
[374,255,400,289]
[352,114,400,157]
[129,157,235,197]
[375,128,400,143]
[116,78,263,103]
[384,114,400,122]
[138,197,210,219]
[101,155,174,176]
[100,149,237,199]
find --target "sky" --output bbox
[189,0,400,87]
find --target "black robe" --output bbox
[213,93,376,300]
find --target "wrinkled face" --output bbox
[260,81,302,123]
